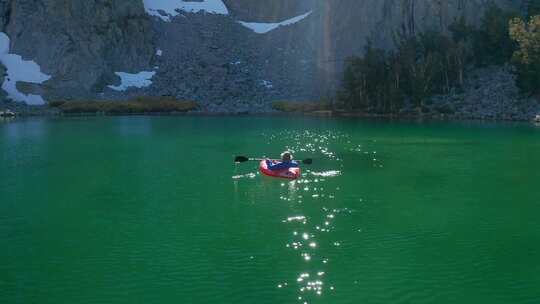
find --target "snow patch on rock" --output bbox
[108,71,156,91]
[238,11,312,34]
[143,0,229,21]
[0,32,51,105]
[261,80,274,89]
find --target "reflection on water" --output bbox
[268,130,361,304]
[280,174,344,303]
[232,128,386,303]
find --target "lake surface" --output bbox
[1,116,540,304]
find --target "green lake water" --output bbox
[1,116,540,304]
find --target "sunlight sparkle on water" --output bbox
[232,173,257,179]
[268,129,350,303]
[284,216,307,224]
[311,170,341,177]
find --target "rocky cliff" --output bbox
[0,0,154,101]
[0,0,522,111]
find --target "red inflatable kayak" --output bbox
[259,160,301,179]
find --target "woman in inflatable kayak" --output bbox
[234,152,306,179]
[260,151,301,179]
[266,151,299,171]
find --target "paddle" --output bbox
[234,156,313,165]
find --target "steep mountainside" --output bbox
[0,0,153,101]
[309,0,521,91]
[0,0,522,110]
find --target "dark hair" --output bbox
[281,151,292,161]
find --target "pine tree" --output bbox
[509,15,540,95]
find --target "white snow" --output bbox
[261,80,273,89]
[156,49,163,56]
[0,32,51,105]
[108,71,156,92]
[239,11,312,34]
[143,0,229,21]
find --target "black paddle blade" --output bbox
[302,158,313,165]
[234,156,249,163]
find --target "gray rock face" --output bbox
[141,11,319,112]
[429,65,540,121]
[0,64,6,101]
[311,0,520,92]
[224,0,521,96]
[223,0,316,22]
[0,0,524,110]
[0,0,154,101]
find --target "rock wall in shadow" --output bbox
[0,0,523,108]
[0,0,154,101]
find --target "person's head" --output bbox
[281,151,293,162]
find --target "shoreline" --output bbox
[2,64,539,124]
[2,108,539,125]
